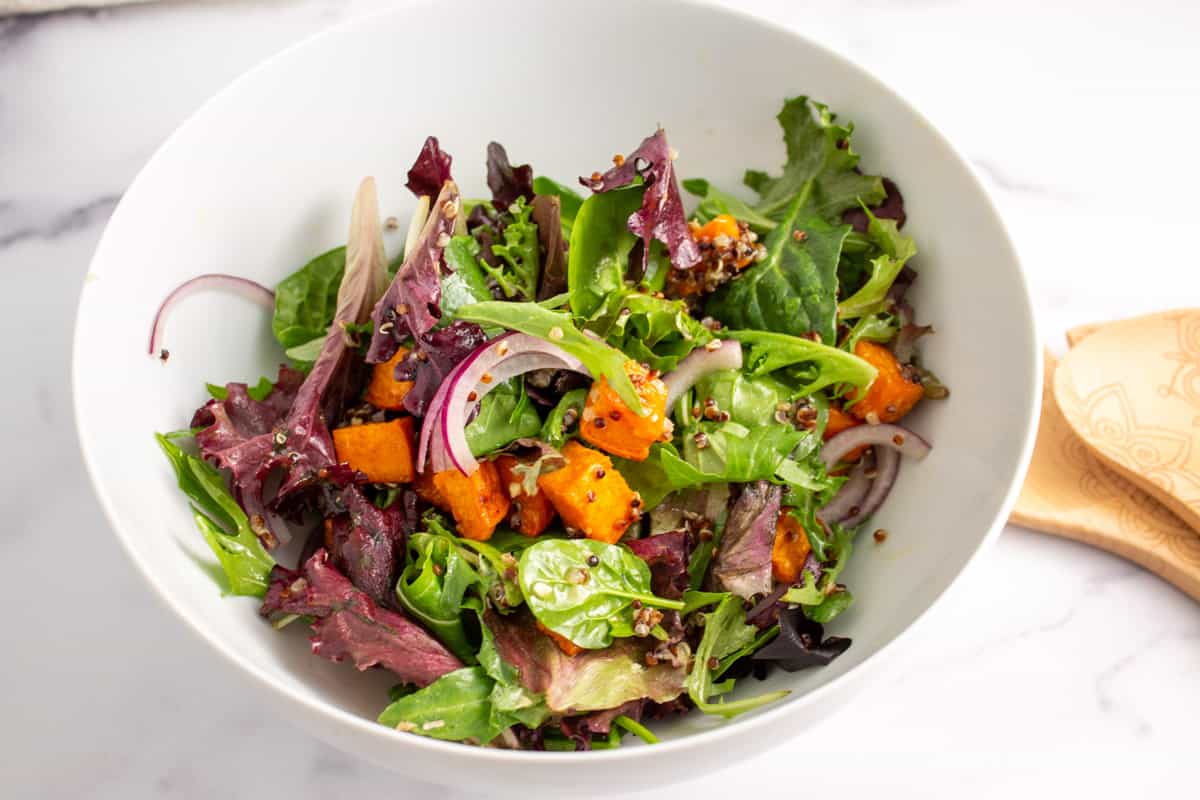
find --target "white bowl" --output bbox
[73,0,1039,791]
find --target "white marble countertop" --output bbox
[4,1,1199,796]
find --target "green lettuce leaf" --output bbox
[705,198,849,344]
[540,388,587,448]
[155,434,274,596]
[566,186,642,317]
[441,235,494,319]
[838,208,918,319]
[271,247,345,349]
[377,666,503,743]
[585,288,712,372]
[394,532,486,662]
[744,96,885,224]
[691,369,794,427]
[728,329,877,395]
[481,197,541,301]
[205,376,273,402]
[465,377,541,457]
[686,594,789,717]
[681,178,777,232]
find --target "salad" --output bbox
[153,96,944,750]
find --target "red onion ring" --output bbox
[838,447,900,528]
[820,423,930,469]
[663,340,743,408]
[816,451,875,525]
[148,274,274,356]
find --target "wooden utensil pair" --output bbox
[1011,311,1200,599]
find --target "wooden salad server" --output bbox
[1011,312,1200,600]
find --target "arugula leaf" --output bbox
[272,247,345,349]
[727,330,877,394]
[394,532,485,662]
[532,176,584,237]
[540,388,587,448]
[453,301,643,414]
[441,235,494,319]
[155,434,274,596]
[206,376,273,402]
[378,666,504,743]
[613,715,659,745]
[586,288,712,372]
[682,178,777,232]
[481,197,541,301]
[715,625,780,678]
[566,186,642,317]
[705,198,849,344]
[464,378,541,457]
[843,312,900,353]
[686,594,789,717]
[745,96,885,224]
[838,208,918,319]
[681,589,728,615]
[781,522,856,622]
[518,539,684,650]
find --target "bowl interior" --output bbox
[73,0,1037,786]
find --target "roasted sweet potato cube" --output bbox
[332,418,416,484]
[364,346,415,410]
[495,455,556,537]
[432,460,510,541]
[771,510,813,584]
[824,406,867,463]
[579,360,670,462]
[414,469,449,511]
[537,441,641,544]
[847,341,924,423]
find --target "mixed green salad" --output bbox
[152,96,943,750]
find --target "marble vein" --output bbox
[0,193,120,249]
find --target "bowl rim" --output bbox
[72,0,1042,764]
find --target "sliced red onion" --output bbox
[148,274,274,356]
[820,423,930,469]
[419,333,589,475]
[838,447,900,528]
[816,451,875,525]
[663,340,743,408]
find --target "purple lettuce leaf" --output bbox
[485,610,685,714]
[752,605,851,671]
[405,136,454,199]
[579,128,700,273]
[843,177,906,233]
[626,531,690,600]
[531,195,567,300]
[710,481,781,598]
[326,486,418,605]
[486,142,534,209]
[558,699,642,749]
[391,320,488,417]
[261,549,462,687]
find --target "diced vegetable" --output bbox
[771,510,813,583]
[495,455,557,537]
[824,406,866,463]
[847,340,924,423]
[537,441,641,544]
[363,346,414,410]
[433,460,510,541]
[332,418,416,484]
[414,469,449,511]
[536,619,584,657]
[692,213,740,243]
[580,361,670,461]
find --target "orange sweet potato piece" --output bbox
[847,340,924,423]
[414,469,449,511]
[332,418,416,484]
[364,346,414,410]
[824,406,866,463]
[537,620,584,656]
[495,455,556,538]
[537,441,641,544]
[772,510,813,584]
[579,361,670,462]
[693,213,740,242]
[432,460,510,541]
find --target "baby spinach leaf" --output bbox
[744,96,885,224]
[155,434,274,596]
[728,330,877,394]
[705,199,849,344]
[441,235,494,320]
[481,197,541,301]
[682,177,777,232]
[585,288,712,371]
[838,208,918,319]
[454,301,643,414]
[272,247,345,349]
[566,186,642,317]
[686,594,789,717]
[518,539,684,650]
[465,378,542,457]
[692,369,794,428]
[377,666,502,743]
[394,532,486,662]
[540,388,587,448]
[532,176,584,237]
